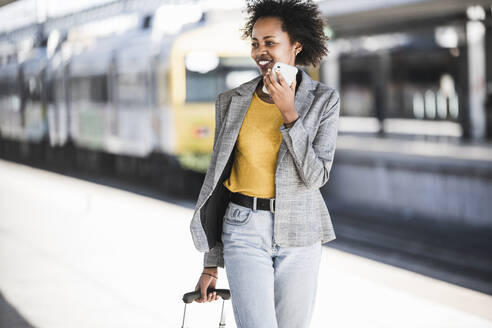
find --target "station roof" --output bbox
[320,0,491,37]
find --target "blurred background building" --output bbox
[0,0,491,300]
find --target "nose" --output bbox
[256,43,268,55]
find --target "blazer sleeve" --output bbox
[203,93,225,268]
[203,243,224,268]
[279,89,340,190]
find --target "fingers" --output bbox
[290,76,296,91]
[264,69,277,93]
[275,69,286,87]
[201,284,207,302]
[208,291,217,301]
[195,291,219,302]
[265,68,293,95]
[268,68,280,89]
[263,72,271,93]
[194,279,208,303]
[277,69,296,91]
[194,281,203,303]
[194,277,219,303]
[202,290,217,302]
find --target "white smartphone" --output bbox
[262,62,298,94]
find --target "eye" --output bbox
[251,41,274,47]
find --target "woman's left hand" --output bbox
[264,68,298,121]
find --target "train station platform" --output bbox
[335,134,492,166]
[1,158,492,328]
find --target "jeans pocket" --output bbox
[224,202,253,226]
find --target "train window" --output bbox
[115,71,150,107]
[185,56,257,103]
[91,75,108,102]
[1,77,20,112]
[46,79,54,104]
[70,75,108,103]
[0,81,5,113]
[22,76,42,102]
[54,77,66,104]
[0,77,19,112]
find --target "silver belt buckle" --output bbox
[270,198,275,213]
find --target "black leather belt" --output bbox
[230,192,275,213]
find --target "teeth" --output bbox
[259,60,270,65]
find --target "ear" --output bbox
[294,41,303,55]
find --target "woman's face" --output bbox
[251,16,302,77]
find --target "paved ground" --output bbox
[1,158,491,328]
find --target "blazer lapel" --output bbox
[213,69,316,186]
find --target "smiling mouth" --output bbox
[257,60,272,69]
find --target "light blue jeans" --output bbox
[221,200,322,328]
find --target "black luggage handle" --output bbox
[181,288,232,327]
[182,288,231,304]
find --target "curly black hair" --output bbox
[240,0,330,67]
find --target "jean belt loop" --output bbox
[253,196,257,212]
[270,198,275,213]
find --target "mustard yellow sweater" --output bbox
[223,91,285,198]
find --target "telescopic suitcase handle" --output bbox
[182,288,231,303]
[181,288,231,328]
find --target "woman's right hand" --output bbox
[194,267,220,303]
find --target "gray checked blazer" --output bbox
[189,68,340,268]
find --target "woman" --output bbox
[190,0,340,327]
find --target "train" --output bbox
[0,9,320,180]
[1,1,490,182]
